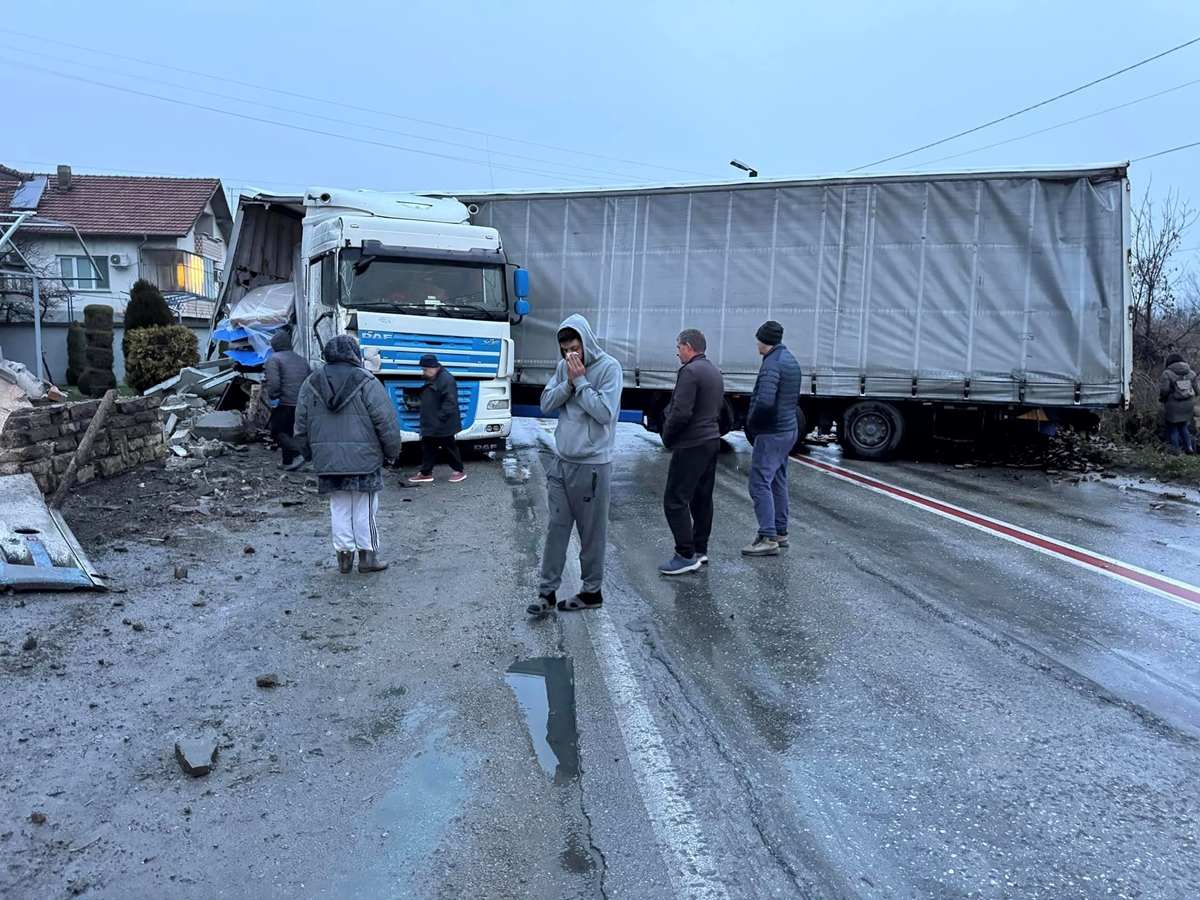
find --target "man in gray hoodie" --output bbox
[527,314,623,615]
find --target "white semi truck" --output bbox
[210,188,530,453]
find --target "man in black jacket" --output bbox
[263,330,311,471]
[659,328,725,575]
[410,354,466,484]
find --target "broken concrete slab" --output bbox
[191,411,246,443]
[256,673,280,688]
[174,739,218,777]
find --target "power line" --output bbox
[1132,140,1200,162]
[0,25,715,179]
[3,46,648,182]
[851,35,1200,171]
[904,77,1200,169]
[0,57,599,185]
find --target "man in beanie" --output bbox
[263,329,311,471]
[409,353,466,483]
[295,335,403,574]
[742,320,802,557]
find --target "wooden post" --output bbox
[49,388,117,510]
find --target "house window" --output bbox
[58,255,110,290]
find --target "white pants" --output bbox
[329,491,379,552]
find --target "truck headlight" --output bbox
[487,399,510,410]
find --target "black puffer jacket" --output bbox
[295,336,402,475]
[419,367,463,437]
[746,344,802,437]
[263,330,311,407]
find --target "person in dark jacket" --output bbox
[743,320,802,557]
[1160,352,1199,454]
[295,335,403,574]
[263,329,312,471]
[659,328,725,575]
[409,354,466,484]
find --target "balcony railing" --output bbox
[140,249,220,301]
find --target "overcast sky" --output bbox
[2,1,1198,256]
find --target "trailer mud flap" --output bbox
[0,474,107,593]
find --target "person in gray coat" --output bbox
[1160,352,1199,454]
[527,314,623,615]
[263,329,311,471]
[295,335,403,574]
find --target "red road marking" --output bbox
[792,455,1200,610]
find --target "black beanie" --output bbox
[419,354,439,368]
[756,320,784,346]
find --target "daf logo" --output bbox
[479,338,500,346]
[360,331,386,340]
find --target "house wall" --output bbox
[0,321,213,385]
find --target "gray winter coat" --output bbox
[295,362,403,477]
[264,346,311,407]
[662,354,724,450]
[1160,361,1199,424]
[539,314,623,464]
[746,344,802,437]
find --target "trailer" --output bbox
[461,165,1132,459]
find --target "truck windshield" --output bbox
[337,250,507,321]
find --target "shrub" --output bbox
[78,304,117,397]
[122,279,175,359]
[65,324,87,386]
[124,325,200,393]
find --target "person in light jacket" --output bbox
[527,314,623,615]
[409,353,466,484]
[1160,352,1199,454]
[658,328,725,575]
[263,329,311,471]
[743,320,802,557]
[295,335,403,574]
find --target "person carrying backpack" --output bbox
[1160,352,1199,454]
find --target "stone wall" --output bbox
[0,395,166,494]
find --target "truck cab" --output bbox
[214,187,530,453]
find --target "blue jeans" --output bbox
[748,429,798,539]
[1167,421,1194,453]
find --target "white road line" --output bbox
[565,536,729,900]
[792,455,1200,613]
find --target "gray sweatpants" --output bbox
[539,457,612,596]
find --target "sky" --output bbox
[2,0,1199,258]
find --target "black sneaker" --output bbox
[527,592,557,616]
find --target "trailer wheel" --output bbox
[718,399,735,437]
[842,401,905,460]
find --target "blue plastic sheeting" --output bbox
[211,320,284,366]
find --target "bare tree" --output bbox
[0,233,73,323]
[1131,187,1197,365]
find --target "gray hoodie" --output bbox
[539,314,623,464]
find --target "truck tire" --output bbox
[841,401,905,461]
[791,406,808,454]
[718,399,735,437]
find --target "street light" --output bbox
[730,159,758,178]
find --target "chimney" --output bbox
[57,165,72,191]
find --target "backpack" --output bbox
[1174,376,1196,400]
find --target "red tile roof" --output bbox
[0,170,223,237]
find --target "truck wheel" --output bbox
[842,401,905,461]
[718,399,735,437]
[791,407,808,454]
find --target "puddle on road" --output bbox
[505,657,580,784]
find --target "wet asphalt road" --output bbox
[3,421,1199,899]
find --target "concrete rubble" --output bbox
[174,739,218,777]
[152,357,268,462]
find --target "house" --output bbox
[0,164,233,324]
[0,164,233,383]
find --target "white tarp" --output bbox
[467,168,1130,407]
[229,281,295,329]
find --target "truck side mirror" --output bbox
[513,268,529,300]
[514,299,531,317]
